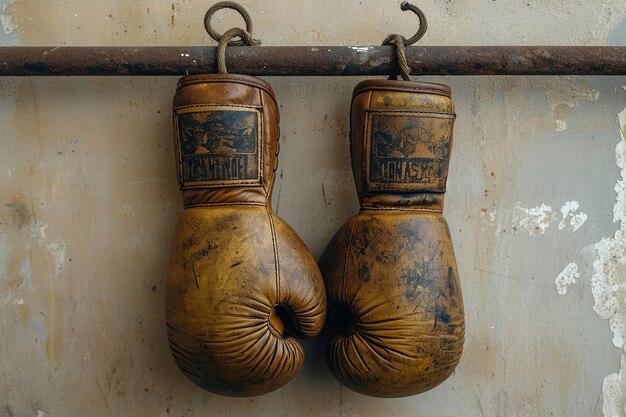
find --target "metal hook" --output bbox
[204,1,257,46]
[399,2,428,45]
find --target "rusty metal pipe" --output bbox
[0,46,624,76]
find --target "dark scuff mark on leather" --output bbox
[355,229,370,256]
[181,236,195,251]
[434,298,451,325]
[446,266,459,300]
[358,263,371,283]
[192,262,200,289]
[375,250,399,265]
[402,269,424,300]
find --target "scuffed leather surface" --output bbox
[167,74,326,397]
[320,80,464,398]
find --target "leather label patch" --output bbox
[365,111,454,192]
[175,105,262,189]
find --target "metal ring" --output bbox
[399,1,428,45]
[204,1,254,46]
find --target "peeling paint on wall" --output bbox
[27,222,68,281]
[590,98,626,417]
[558,201,588,231]
[555,262,580,295]
[551,86,626,415]
[490,201,588,235]
[0,0,16,34]
[512,203,556,234]
[0,202,69,368]
[547,84,600,132]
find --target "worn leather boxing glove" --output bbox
[319,80,465,397]
[166,74,326,397]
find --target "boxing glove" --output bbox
[319,80,464,397]
[166,74,326,397]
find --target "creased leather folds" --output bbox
[166,74,326,397]
[320,79,465,398]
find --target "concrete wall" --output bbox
[1,1,625,416]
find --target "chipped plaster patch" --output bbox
[483,202,588,235]
[0,221,67,305]
[591,105,626,350]
[0,295,25,305]
[27,222,67,280]
[558,201,588,231]
[555,262,579,295]
[570,212,589,231]
[588,97,626,417]
[479,208,497,226]
[551,87,626,415]
[547,84,600,132]
[512,203,556,235]
[602,356,626,417]
[0,0,16,34]
[555,119,568,132]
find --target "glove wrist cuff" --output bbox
[360,192,444,211]
[173,74,279,207]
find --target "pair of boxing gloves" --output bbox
[165,73,465,398]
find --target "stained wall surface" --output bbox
[1,1,626,416]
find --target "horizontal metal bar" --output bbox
[0,46,624,76]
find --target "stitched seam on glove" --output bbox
[259,90,270,204]
[364,110,455,117]
[353,85,450,98]
[183,202,266,208]
[268,212,281,303]
[360,207,442,213]
[267,319,282,338]
[177,75,277,103]
[174,103,262,111]
[342,217,358,303]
